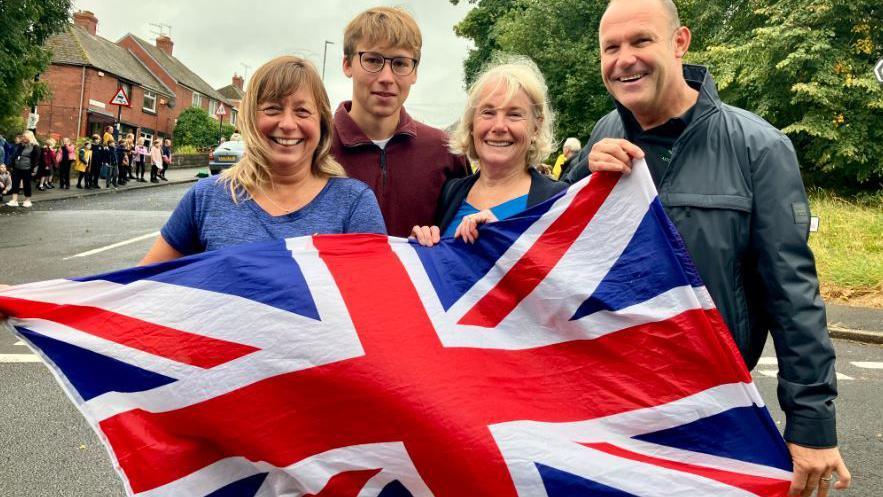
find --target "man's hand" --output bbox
[787,443,851,496]
[588,138,644,174]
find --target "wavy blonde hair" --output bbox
[448,55,555,168]
[220,55,344,201]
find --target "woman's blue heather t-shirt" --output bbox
[161,176,386,254]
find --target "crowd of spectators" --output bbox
[0,127,174,207]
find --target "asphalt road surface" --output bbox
[1,185,881,496]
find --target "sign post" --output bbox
[108,87,132,142]
[875,58,883,85]
[215,102,228,143]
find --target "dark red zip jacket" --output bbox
[331,101,469,237]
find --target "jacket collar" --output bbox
[613,64,722,130]
[334,100,418,147]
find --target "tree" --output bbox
[452,0,883,185]
[0,0,72,131]
[689,0,883,184]
[173,107,234,149]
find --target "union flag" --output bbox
[0,162,792,496]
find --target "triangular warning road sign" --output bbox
[109,87,131,107]
[215,102,227,116]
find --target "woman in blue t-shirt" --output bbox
[410,56,566,246]
[140,56,385,264]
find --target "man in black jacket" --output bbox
[568,1,851,495]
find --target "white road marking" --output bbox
[14,340,25,346]
[757,357,777,366]
[63,231,159,260]
[755,367,853,381]
[852,362,883,369]
[0,354,41,363]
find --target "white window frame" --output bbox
[191,92,204,109]
[208,99,218,119]
[230,109,237,126]
[142,89,157,112]
[139,131,153,145]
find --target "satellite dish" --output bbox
[167,97,176,108]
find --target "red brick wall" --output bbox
[29,63,179,140]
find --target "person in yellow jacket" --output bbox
[551,137,581,179]
[75,141,93,189]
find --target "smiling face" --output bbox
[343,43,418,122]
[471,81,538,172]
[599,0,691,123]
[256,88,321,172]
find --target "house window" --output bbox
[138,130,154,145]
[230,109,237,126]
[208,99,218,119]
[192,92,204,109]
[143,90,157,112]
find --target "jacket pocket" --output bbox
[659,192,753,357]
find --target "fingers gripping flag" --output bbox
[0,161,793,497]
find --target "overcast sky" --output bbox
[73,0,475,128]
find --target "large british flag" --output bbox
[0,161,793,496]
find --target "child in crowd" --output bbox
[0,164,11,201]
[37,138,57,191]
[104,139,119,189]
[57,137,74,190]
[150,139,163,183]
[134,139,149,182]
[75,141,92,189]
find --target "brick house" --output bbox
[217,74,245,128]
[31,11,234,145]
[117,33,237,129]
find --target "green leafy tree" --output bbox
[0,0,72,131]
[173,107,234,149]
[453,0,883,185]
[689,0,883,184]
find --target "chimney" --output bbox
[232,74,244,90]
[72,10,98,36]
[156,35,174,56]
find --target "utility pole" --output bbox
[322,40,334,82]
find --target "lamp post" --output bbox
[322,40,334,82]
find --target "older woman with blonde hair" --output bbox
[141,56,385,264]
[411,56,566,245]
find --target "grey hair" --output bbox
[563,137,581,153]
[448,54,555,168]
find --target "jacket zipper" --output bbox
[379,147,388,193]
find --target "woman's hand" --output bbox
[410,225,441,247]
[454,210,498,244]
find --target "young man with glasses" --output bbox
[333,6,469,237]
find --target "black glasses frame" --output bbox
[357,51,419,76]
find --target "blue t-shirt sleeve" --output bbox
[160,185,204,254]
[345,186,387,235]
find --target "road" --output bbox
[0,185,881,496]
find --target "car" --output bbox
[208,140,245,175]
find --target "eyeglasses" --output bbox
[357,51,419,76]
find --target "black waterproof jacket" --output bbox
[566,65,838,447]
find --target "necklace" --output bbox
[258,186,298,214]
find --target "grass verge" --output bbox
[808,188,883,308]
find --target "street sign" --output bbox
[875,58,883,84]
[26,112,39,130]
[215,102,227,117]
[109,87,131,107]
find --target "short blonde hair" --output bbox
[449,55,555,167]
[343,6,422,61]
[220,55,344,201]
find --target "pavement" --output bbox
[2,169,882,343]
[0,166,204,205]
